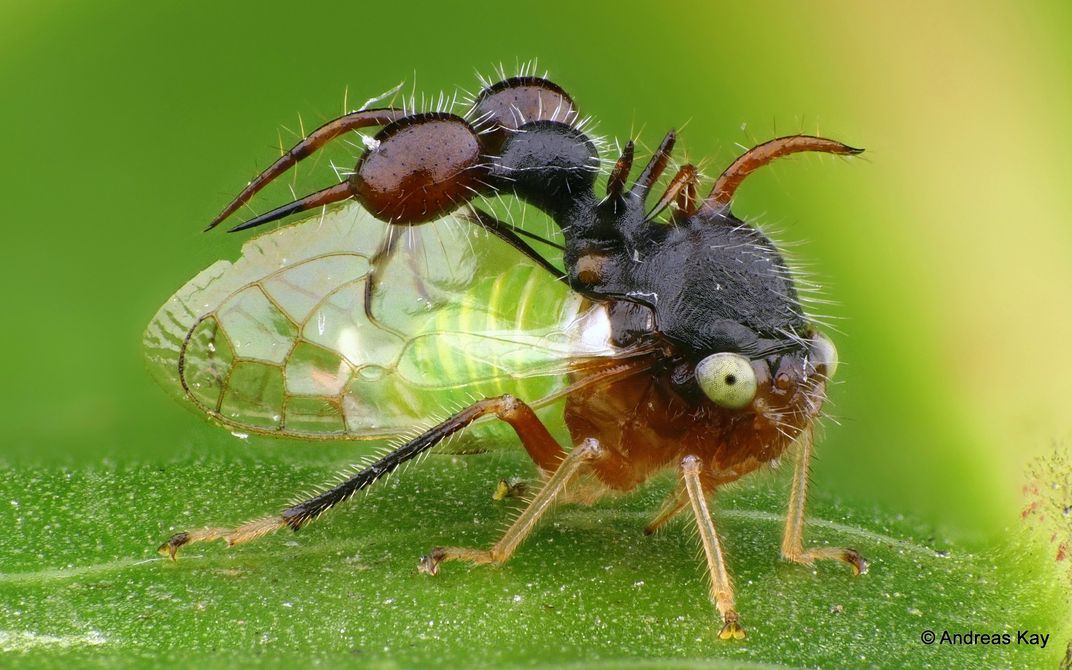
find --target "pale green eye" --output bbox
[696,353,757,409]
[810,332,838,380]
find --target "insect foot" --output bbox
[718,610,747,641]
[158,532,191,560]
[844,549,870,576]
[418,546,497,576]
[417,547,445,576]
[492,478,530,501]
[156,516,287,560]
[782,546,870,576]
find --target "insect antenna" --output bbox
[630,130,676,201]
[464,208,566,281]
[226,181,352,232]
[704,135,862,210]
[477,190,566,251]
[509,226,564,251]
[205,108,407,231]
[605,140,635,197]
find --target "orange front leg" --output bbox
[681,455,745,640]
[780,427,869,575]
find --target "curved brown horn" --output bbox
[705,135,862,209]
[206,108,407,230]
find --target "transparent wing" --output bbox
[144,201,632,440]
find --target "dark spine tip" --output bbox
[226,181,352,233]
[226,200,308,232]
[227,216,272,233]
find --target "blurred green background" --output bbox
[2,1,1070,667]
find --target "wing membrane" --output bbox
[145,202,633,440]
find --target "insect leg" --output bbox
[418,437,605,575]
[642,481,689,535]
[705,135,863,209]
[682,454,745,641]
[158,394,564,560]
[207,108,408,230]
[780,426,869,575]
[465,208,568,284]
[361,226,406,337]
[360,207,566,335]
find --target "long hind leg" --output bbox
[158,394,564,559]
[780,426,868,575]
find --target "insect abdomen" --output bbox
[424,263,575,405]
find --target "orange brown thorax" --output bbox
[565,335,830,492]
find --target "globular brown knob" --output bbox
[470,77,578,154]
[351,113,485,224]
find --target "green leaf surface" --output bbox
[1,445,1066,669]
